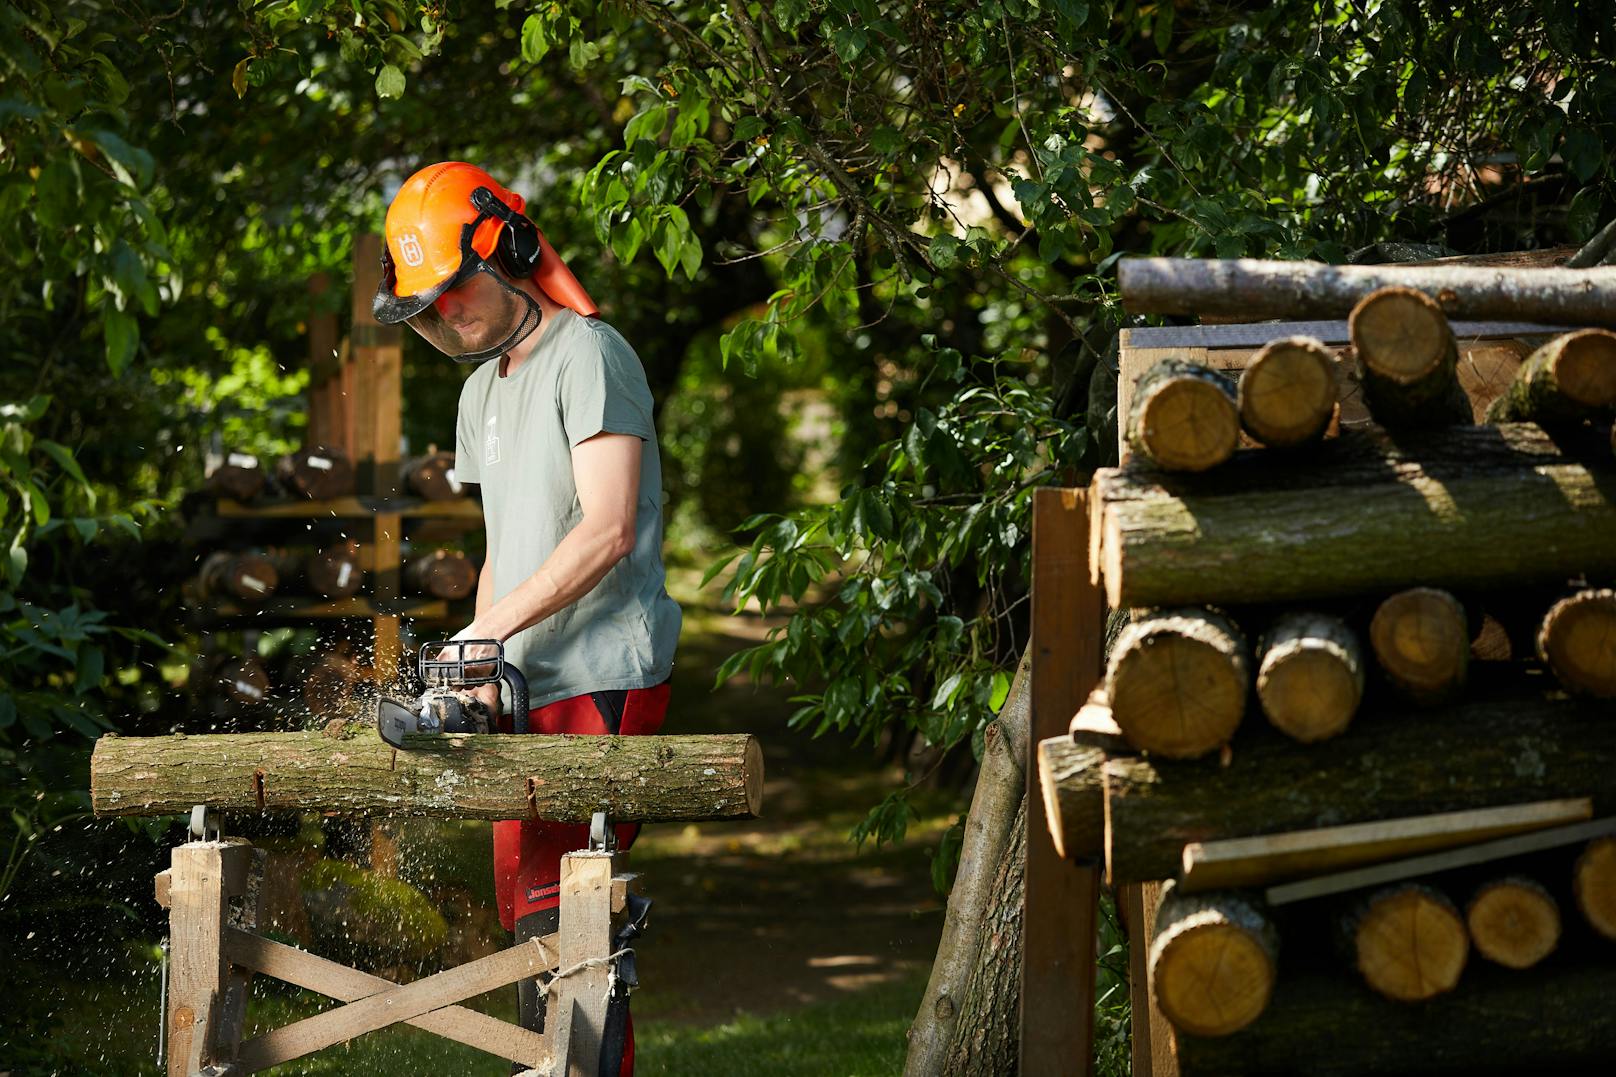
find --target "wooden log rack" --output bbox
[1024,295,1614,1076]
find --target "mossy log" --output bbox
[1237,337,1337,448]
[1255,612,1363,743]
[1466,876,1560,970]
[90,729,764,823]
[1172,958,1616,1076]
[198,551,279,603]
[1485,329,1616,425]
[1369,588,1470,704]
[1573,836,1616,941]
[1099,695,1616,883]
[1093,422,1616,609]
[278,445,355,501]
[1538,589,1616,698]
[1104,608,1249,759]
[1149,882,1279,1037]
[405,549,478,601]
[1345,883,1468,1001]
[1127,359,1240,472]
[1349,287,1473,428]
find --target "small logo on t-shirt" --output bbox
[485,414,501,466]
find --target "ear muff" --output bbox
[471,186,543,278]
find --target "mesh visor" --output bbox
[397,262,543,364]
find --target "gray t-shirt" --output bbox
[453,308,681,707]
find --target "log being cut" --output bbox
[90,727,764,823]
[1093,422,1616,609]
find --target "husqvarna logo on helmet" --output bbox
[398,233,425,267]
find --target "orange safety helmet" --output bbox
[373,162,598,363]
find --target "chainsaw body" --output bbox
[377,639,529,748]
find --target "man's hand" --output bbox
[470,682,503,721]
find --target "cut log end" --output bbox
[743,735,766,818]
[1353,885,1468,1002]
[1466,877,1560,970]
[1259,647,1361,743]
[1538,589,1616,698]
[1349,287,1452,384]
[1370,588,1469,703]
[1574,837,1616,942]
[1553,330,1616,408]
[1238,337,1337,448]
[1106,610,1248,759]
[1138,379,1239,471]
[1151,889,1278,1038]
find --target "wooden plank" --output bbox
[1124,881,1179,1077]
[1267,816,1616,906]
[214,845,265,1061]
[167,842,232,1076]
[215,496,484,520]
[224,927,553,1065]
[554,851,616,1077]
[1181,798,1593,894]
[234,933,559,1070]
[1022,486,1105,1077]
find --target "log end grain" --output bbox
[1132,362,1240,472]
[1538,589,1616,698]
[1238,337,1337,448]
[1466,877,1560,970]
[1150,888,1278,1037]
[1551,329,1616,409]
[1257,613,1364,743]
[1353,885,1469,1002]
[1349,287,1451,385]
[1574,836,1616,942]
[1036,735,1106,860]
[1107,610,1249,759]
[743,735,766,818]
[1370,588,1469,703]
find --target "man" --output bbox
[373,161,681,1074]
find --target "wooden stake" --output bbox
[1370,588,1469,704]
[1255,612,1363,743]
[1485,329,1616,424]
[1347,883,1468,1002]
[1573,836,1616,941]
[552,851,615,1077]
[1105,608,1248,759]
[1237,337,1337,448]
[1127,359,1240,472]
[1349,287,1471,429]
[1466,876,1560,970]
[1148,883,1278,1038]
[1537,588,1616,698]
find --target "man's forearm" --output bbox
[466,516,632,643]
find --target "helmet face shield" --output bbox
[398,263,543,363]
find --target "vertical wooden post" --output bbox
[1022,487,1105,1076]
[166,842,234,1075]
[553,850,616,1077]
[306,272,341,451]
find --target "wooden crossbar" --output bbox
[234,933,559,1071]
[223,927,553,1065]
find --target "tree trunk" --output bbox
[1172,959,1616,1076]
[1237,337,1337,448]
[1094,422,1616,609]
[1099,695,1616,883]
[1344,883,1468,1002]
[1348,287,1472,429]
[90,728,764,822]
[1127,358,1240,472]
[1149,882,1279,1037]
[1255,612,1363,743]
[905,649,1030,1077]
[1485,329,1616,424]
[1117,257,1616,326]
[1369,588,1470,704]
[1538,588,1616,698]
[1465,876,1560,969]
[1573,836,1616,941]
[1106,608,1249,759]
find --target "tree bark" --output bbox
[1344,883,1468,1001]
[1149,882,1279,1037]
[905,649,1030,1077]
[1573,836,1616,941]
[1465,876,1560,969]
[1117,257,1616,327]
[1036,735,1107,861]
[90,728,764,822]
[1099,695,1616,883]
[1106,608,1249,759]
[1348,287,1472,429]
[1127,358,1240,472]
[1255,612,1363,743]
[1237,337,1337,448]
[1485,329,1616,425]
[1172,958,1616,1076]
[1094,422,1616,609]
[1538,588,1616,698]
[1369,588,1470,704]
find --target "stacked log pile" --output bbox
[1040,279,1616,1075]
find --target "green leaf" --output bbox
[521,13,553,61]
[103,307,137,374]
[1563,127,1604,183]
[375,64,406,99]
[75,644,104,695]
[733,115,766,142]
[989,671,1011,712]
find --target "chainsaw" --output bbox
[375,638,529,749]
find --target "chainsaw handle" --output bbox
[504,664,529,735]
